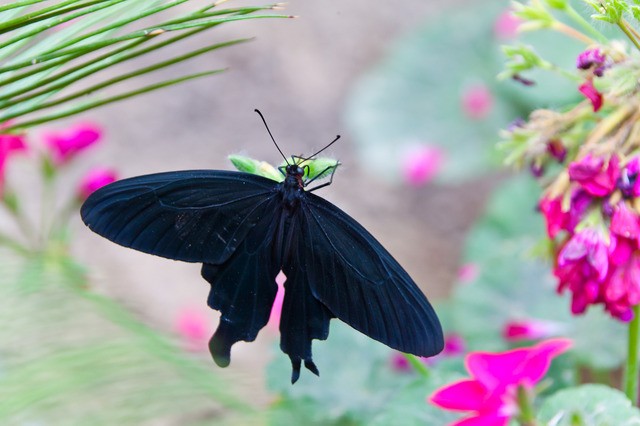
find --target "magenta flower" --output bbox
[175,306,212,352]
[267,270,286,331]
[619,156,640,197]
[576,49,606,77]
[603,247,640,321]
[493,9,521,40]
[568,154,619,196]
[502,319,564,342]
[539,191,591,239]
[77,167,117,200]
[429,339,572,426]
[461,84,493,120]
[555,227,611,315]
[0,129,27,192]
[610,201,640,240]
[547,139,567,163]
[43,122,102,164]
[401,145,444,186]
[578,80,603,112]
[457,263,480,284]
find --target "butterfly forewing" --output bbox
[297,193,444,357]
[81,170,278,264]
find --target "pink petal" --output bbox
[429,379,488,411]
[461,84,493,120]
[175,306,211,352]
[401,145,444,186]
[502,319,564,342]
[443,333,466,356]
[493,9,521,40]
[514,338,573,385]
[458,263,480,284]
[267,270,286,331]
[466,349,529,390]
[579,80,603,112]
[77,167,118,199]
[451,413,510,426]
[44,121,102,164]
[611,202,640,239]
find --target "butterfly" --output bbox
[80,110,444,383]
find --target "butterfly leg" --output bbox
[305,164,340,192]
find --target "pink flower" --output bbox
[577,49,606,77]
[442,333,466,356]
[461,84,493,120]
[267,270,286,331]
[502,319,565,342]
[603,248,640,321]
[43,122,102,164]
[494,9,521,40]
[619,157,640,197]
[401,145,444,186]
[458,263,480,284]
[0,129,27,192]
[555,227,611,315]
[568,154,619,196]
[610,201,640,240]
[390,352,412,372]
[175,306,212,352]
[77,167,117,199]
[539,191,591,239]
[429,339,572,426]
[579,80,603,112]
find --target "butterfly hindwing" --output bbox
[298,193,444,358]
[81,170,278,264]
[201,197,281,368]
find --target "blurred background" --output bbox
[1,0,580,424]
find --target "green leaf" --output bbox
[537,384,640,425]
[229,154,283,181]
[369,374,463,426]
[266,321,454,425]
[449,175,626,370]
[0,250,251,424]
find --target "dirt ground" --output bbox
[32,0,494,408]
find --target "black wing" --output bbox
[293,192,444,358]
[80,170,279,265]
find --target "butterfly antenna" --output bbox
[302,134,341,162]
[255,109,289,165]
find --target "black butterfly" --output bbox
[80,110,444,383]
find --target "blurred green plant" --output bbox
[0,0,289,132]
[0,1,290,423]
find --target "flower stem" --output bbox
[516,385,539,426]
[563,4,608,44]
[625,304,640,405]
[404,354,429,377]
[617,20,640,52]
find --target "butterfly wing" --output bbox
[294,192,444,358]
[80,170,279,264]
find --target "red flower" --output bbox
[429,339,572,426]
[43,122,102,165]
[77,167,117,199]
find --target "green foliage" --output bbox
[0,0,289,132]
[344,2,583,184]
[266,321,463,425]
[448,176,626,370]
[537,384,640,425]
[0,250,251,424]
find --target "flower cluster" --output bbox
[541,153,640,321]
[500,42,640,321]
[0,121,118,253]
